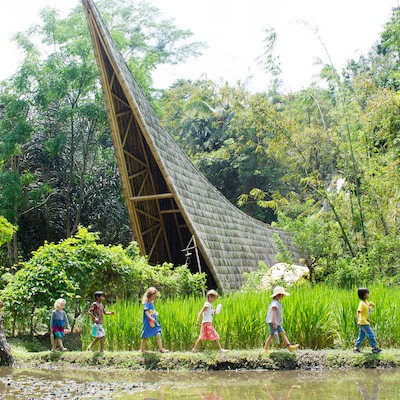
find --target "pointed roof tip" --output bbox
[82,0,302,291]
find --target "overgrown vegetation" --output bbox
[160,9,400,286]
[0,227,205,335]
[0,0,204,264]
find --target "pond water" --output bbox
[0,367,399,399]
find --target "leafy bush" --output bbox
[242,261,269,291]
[0,216,17,247]
[1,227,205,334]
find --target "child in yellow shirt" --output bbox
[353,288,381,354]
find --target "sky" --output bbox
[0,0,398,92]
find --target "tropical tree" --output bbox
[0,0,204,263]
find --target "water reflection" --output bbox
[264,384,301,399]
[200,394,223,400]
[0,367,399,399]
[357,381,379,400]
[138,370,400,400]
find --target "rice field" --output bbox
[81,285,400,351]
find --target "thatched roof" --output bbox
[82,0,301,291]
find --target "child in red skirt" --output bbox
[192,290,227,352]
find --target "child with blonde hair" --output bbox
[140,287,168,353]
[50,298,70,351]
[192,289,227,352]
[263,286,299,353]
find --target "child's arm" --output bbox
[88,306,99,323]
[271,307,277,329]
[196,305,207,326]
[50,311,54,332]
[64,311,71,331]
[357,310,361,325]
[145,310,156,323]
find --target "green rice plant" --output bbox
[80,284,400,351]
[283,285,337,349]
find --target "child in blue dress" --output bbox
[139,287,169,353]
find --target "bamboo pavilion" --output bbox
[82,0,301,291]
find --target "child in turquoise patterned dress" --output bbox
[139,287,168,353]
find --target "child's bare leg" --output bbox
[280,332,299,351]
[87,338,99,351]
[156,333,168,352]
[264,335,274,351]
[56,338,64,350]
[140,339,147,352]
[192,337,202,352]
[99,337,105,353]
[215,339,227,351]
[279,332,291,346]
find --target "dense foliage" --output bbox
[0,227,205,335]
[0,0,203,264]
[160,9,400,286]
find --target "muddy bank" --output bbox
[13,349,400,371]
[8,332,82,352]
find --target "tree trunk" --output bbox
[0,314,13,366]
[30,305,35,335]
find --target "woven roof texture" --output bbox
[83,0,301,290]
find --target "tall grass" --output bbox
[81,285,400,351]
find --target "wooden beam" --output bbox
[137,171,150,197]
[135,208,161,222]
[148,226,163,259]
[116,110,132,118]
[109,72,116,90]
[142,223,162,236]
[130,193,174,202]
[122,114,133,148]
[123,149,148,168]
[111,92,131,108]
[160,209,181,214]
[128,168,148,180]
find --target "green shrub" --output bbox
[1,227,205,334]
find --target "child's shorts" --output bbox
[200,322,220,341]
[92,323,105,338]
[268,323,284,335]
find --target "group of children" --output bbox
[50,286,381,354]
